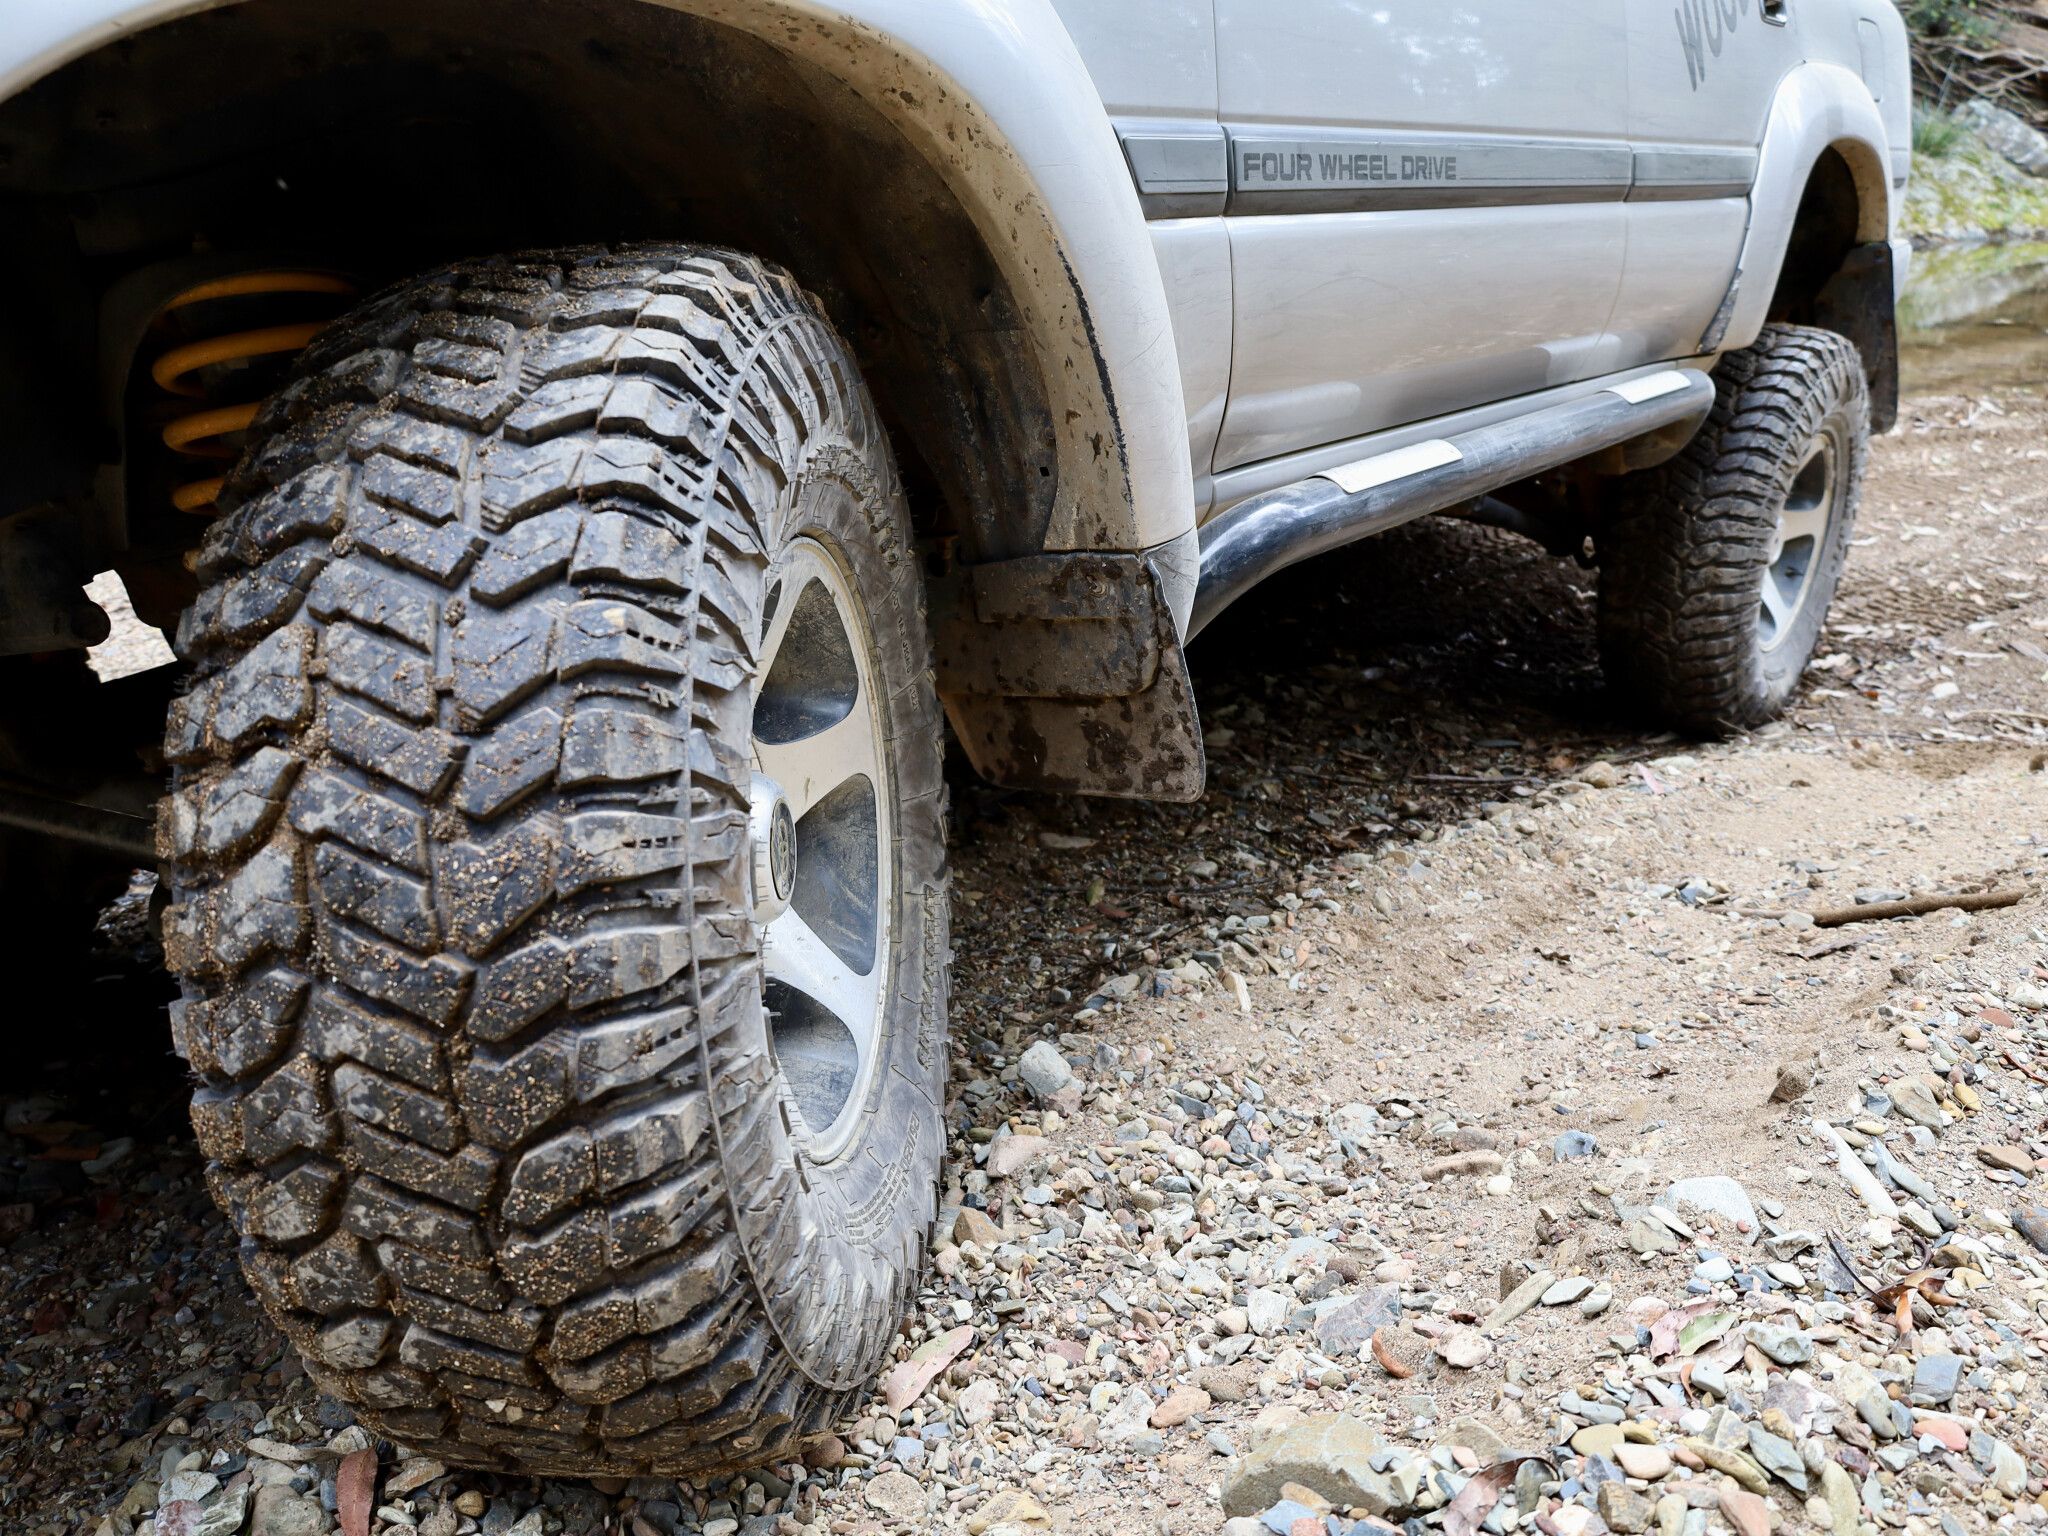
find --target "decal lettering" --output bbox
[1675,0,1750,91]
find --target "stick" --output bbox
[1810,888,2027,928]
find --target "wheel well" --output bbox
[1766,146,1863,324]
[0,0,1061,629]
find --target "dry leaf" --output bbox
[337,1447,378,1536]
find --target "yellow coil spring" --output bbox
[153,271,356,514]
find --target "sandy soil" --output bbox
[6,377,2048,1536]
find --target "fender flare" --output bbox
[0,0,1197,559]
[1721,60,1894,358]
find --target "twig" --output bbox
[1810,887,2028,928]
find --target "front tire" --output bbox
[1597,323,1868,732]
[161,244,947,1476]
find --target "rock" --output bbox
[954,1207,1004,1247]
[1581,761,1622,788]
[966,1490,1050,1534]
[1615,1444,1672,1480]
[1910,1413,1966,1452]
[1958,98,2048,176]
[1654,1494,1687,1536]
[384,1460,444,1497]
[1976,1145,2036,1175]
[1561,1391,1623,1426]
[1718,1487,1771,1536]
[1432,1325,1489,1369]
[1280,1483,1334,1517]
[1664,1176,1758,1233]
[1220,1415,1385,1518]
[1579,1287,1613,1319]
[984,1135,1048,1179]
[455,1492,489,1517]
[1247,1286,1293,1336]
[1223,1523,1266,1536]
[1480,1268,1555,1333]
[1989,1436,2027,1496]
[1819,1460,1859,1536]
[1888,1077,1944,1129]
[1436,1417,1509,1465]
[1152,1386,1211,1427]
[1553,1131,1600,1160]
[1201,1364,1253,1402]
[1316,1285,1401,1355]
[1370,1325,1432,1379]
[1762,1228,1819,1260]
[1913,1354,1964,1404]
[1419,1151,1503,1182]
[1249,1404,1308,1449]
[1769,1064,1812,1103]
[1746,1424,1807,1492]
[958,1378,1001,1425]
[1572,1424,1626,1460]
[1749,1324,1812,1365]
[1374,1259,1415,1284]
[249,1488,332,1536]
[1016,1042,1077,1102]
[1627,1218,1682,1256]
[1598,1483,1658,1535]
[1541,1276,1593,1306]
[1100,1384,1160,1445]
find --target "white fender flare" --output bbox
[0,0,1196,555]
[1723,60,1895,356]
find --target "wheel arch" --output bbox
[0,0,1193,574]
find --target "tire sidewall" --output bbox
[1750,400,1860,713]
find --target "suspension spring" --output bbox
[151,271,356,515]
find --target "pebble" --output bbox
[1614,1444,1672,1480]
[1541,1276,1594,1306]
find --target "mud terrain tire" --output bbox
[1597,323,1868,732]
[159,244,948,1476]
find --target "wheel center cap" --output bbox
[750,773,796,924]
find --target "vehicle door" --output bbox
[1613,0,1800,363]
[1212,0,1632,473]
[1049,0,1234,503]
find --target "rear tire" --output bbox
[161,244,948,1476]
[1597,323,1867,733]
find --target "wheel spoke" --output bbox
[1778,502,1829,550]
[1759,573,1794,644]
[763,906,876,1035]
[754,707,876,821]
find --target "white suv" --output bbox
[0,0,1909,1475]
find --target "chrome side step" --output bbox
[1188,368,1715,639]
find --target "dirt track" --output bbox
[5,374,2048,1536]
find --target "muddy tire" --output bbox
[159,244,949,1476]
[1597,323,1867,732]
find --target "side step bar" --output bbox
[1188,369,1716,639]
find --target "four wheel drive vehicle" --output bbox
[0,0,1908,1478]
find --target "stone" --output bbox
[1152,1385,1211,1427]
[1746,1424,1807,1492]
[1316,1285,1401,1356]
[1100,1384,1160,1446]
[1913,1354,1964,1404]
[1762,1229,1818,1261]
[1818,1460,1858,1536]
[249,1488,332,1536]
[1279,1483,1334,1516]
[384,1460,444,1497]
[1220,1415,1385,1518]
[1432,1325,1490,1369]
[1989,1436,2027,1496]
[1248,1286,1293,1336]
[1572,1424,1626,1460]
[864,1473,926,1523]
[1580,1287,1614,1319]
[1958,98,2048,176]
[1615,1444,1672,1480]
[1888,1077,1944,1129]
[801,1436,845,1469]
[1481,1268,1555,1333]
[1554,1131,1600,1160]
[1374,1259,1415,1284]
[965,1490,1050,1534]
[1910,1413,1966,1452]
[957,1378,1001,1425]
[1249,1404,1308,1449]
[1223,1523,1266,1536]
[955,1207,1004,1247]
[1419,1151,1503,1182]
[1628,1218,1682,1256]
[1749,1324,1812,1365]
[1016,1042,1077,1102]
[984,1135,1048,1179]
[1542,1276,1593,1306]
[1436,1417,1509,1465]
[1717,1487,1771,1536]
[1664,1176,1758,1233]
[1599,1483,1658,1535]
[455,1492,488,1517]
[1654,1494,1688,1536]
[1370,1325,1432,1379]
[1769,1064,1812,1103]
[1977,1145,2036,1175]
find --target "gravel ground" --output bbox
[7,376,2048,1536]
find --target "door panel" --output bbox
[1214,0,1630,471]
